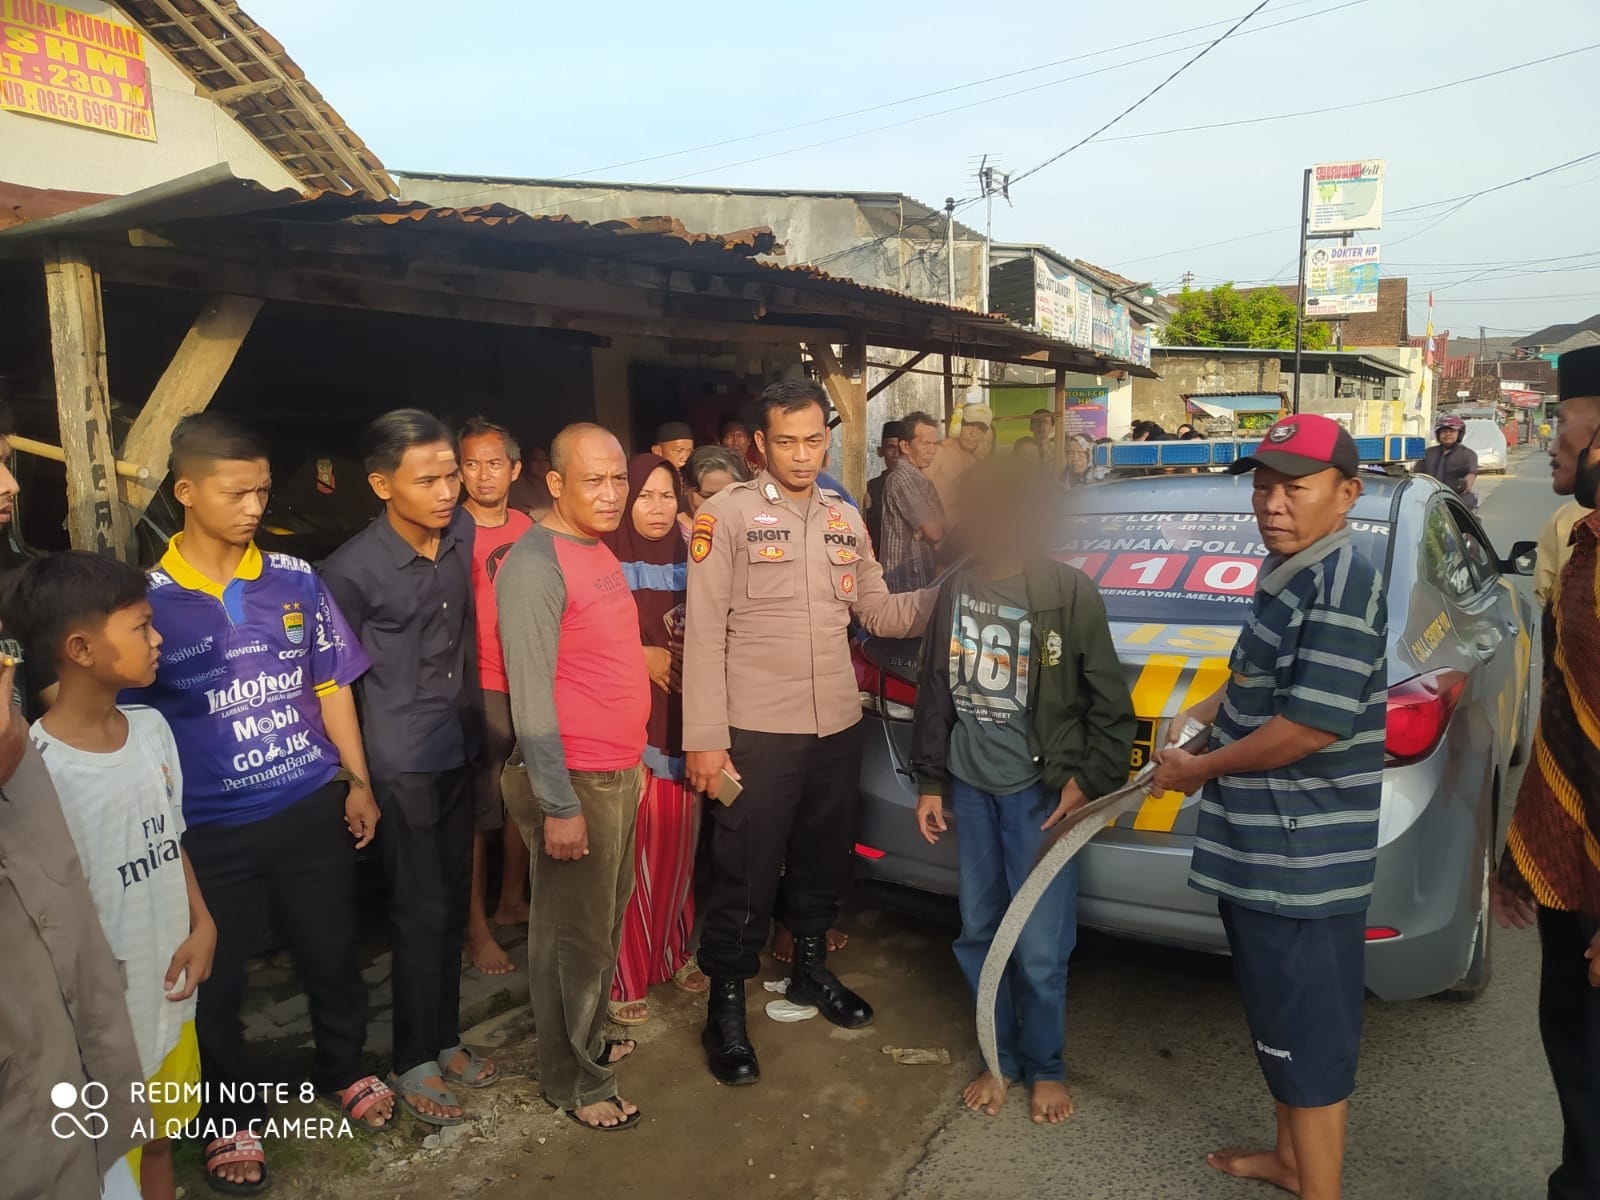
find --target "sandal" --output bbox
[331,1075,395,1129]
[600,1038,636,1066]
[439,1043,498,1089]
[672,957,710,994]
[564,1099,641,1132]
[388,1063,465,1127]
[607,998,649,1026]
[204,1131,270,1195]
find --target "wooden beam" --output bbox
[866,350,930,400]
[43,241,132,557]
[807,338,870,500]
[120,295,264,506]
[9,434,146,480]
[943,354,956,424]
[91,245,850,346]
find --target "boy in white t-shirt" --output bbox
[7,552,216,1200]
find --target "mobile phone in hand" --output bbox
[715,768,743,807]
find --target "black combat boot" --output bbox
[786,933,874,1028]
[701,978,760,1085]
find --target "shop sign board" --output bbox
[1034,258,1081,343]
[1308,159,1384,234]
[0,0,155,140]
[1304,244,1380,316]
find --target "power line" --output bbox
[1118,149,1600,266]
[1094,45,1598,144]
[560,0,1338,179]
[1004,0,1275,189]
[438,0,1366,218]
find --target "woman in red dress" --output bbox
[604,454,709,1025]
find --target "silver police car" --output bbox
[852,451,1535,1001]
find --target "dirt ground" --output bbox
[170,894,978,1200]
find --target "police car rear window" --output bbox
[1054,511,1393,624]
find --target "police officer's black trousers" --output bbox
[698,723,866,981]
[1539,906,1600,1200]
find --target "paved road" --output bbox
[896,448,1569,1200]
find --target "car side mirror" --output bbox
[1500,540,1537,576]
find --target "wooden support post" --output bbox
[44,241,132,558]
[806,337,869,502]
[1054,366,1068,466]
[943,354,956,425]
[120,294,263,506]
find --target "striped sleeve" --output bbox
[1279,551,1385,739]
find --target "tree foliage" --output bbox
[1161,283,1331,351]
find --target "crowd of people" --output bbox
[1,349,1598,1200]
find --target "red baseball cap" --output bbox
[1228,413,1360,478]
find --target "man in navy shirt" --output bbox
[323,409,495,1128]
[1154,414,1386,1200]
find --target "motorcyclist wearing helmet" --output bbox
[1416,414,1480,508]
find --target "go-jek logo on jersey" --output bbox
[205,668,303,716]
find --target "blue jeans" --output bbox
[950,777,1079,1085]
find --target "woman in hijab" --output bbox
[603,454,709,1026]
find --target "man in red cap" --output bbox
[1153,413,1387,1200]
[1492,343,1600,1200]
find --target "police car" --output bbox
[852,436,1537,1000]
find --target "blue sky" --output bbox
[250,0,1599,342]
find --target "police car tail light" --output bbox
[1384,669,1467,764]
[852,642,917,721]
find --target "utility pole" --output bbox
[1479,325,1487,359]
[1181,270,1195,291]
[1292,167,1311,414]
[945,196,957,308]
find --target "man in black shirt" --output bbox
[1416,414,1480,507]
[863,420,904,549]
[323,409,495,1128]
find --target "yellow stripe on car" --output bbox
[1119,654,1183,829]
[1132,656,1231,832]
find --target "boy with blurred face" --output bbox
[1152,414,1386,1200]
[126,414,389,1189]
[458,419,534,977]
[910,461,1133,1126]
[1492,346,1600,1200]
[323,409,495,1128]
[495,423,652,1130]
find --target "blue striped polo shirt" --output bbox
[1188,527,1388,919]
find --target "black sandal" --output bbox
[564,1099,641,1132]
[600,1038,636,1066]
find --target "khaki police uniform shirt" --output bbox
[683,472,936,751]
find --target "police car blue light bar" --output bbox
[1092,435,1424,471]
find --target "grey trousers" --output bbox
[515,764,641,1110]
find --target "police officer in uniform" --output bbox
[683,380,935,1085]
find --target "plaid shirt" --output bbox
[880,458,943,593]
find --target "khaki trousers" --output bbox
[506,759,640,1109]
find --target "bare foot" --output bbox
[570,1095,639,1129]
[1206,1149,1301,1195]
[1030,1080,1074,1125]
[492,899,530,926]
[401,1074,464,1122]
[771,926,848,963]
[467,927,515,975]
[961,1069,1010,1116]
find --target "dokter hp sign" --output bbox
[0,0,155,140]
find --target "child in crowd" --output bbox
[7,551,216,1200]
[909,461,1134,1125]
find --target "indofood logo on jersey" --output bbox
[205,668,303,715]
[282,602,305,646]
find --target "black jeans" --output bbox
[374,767,473,1076]
[183,782,368,1126]
[1539,906,1600,1200]
[698,723,864,981]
